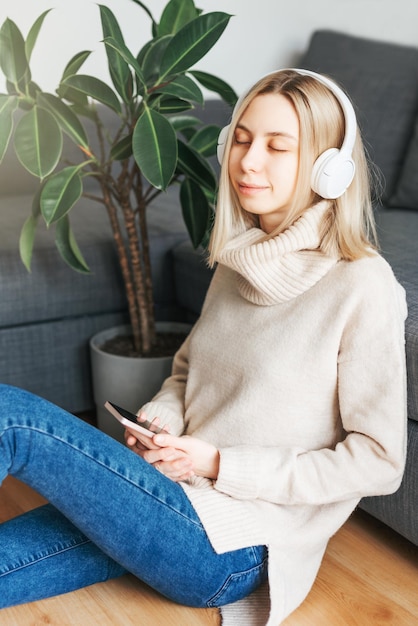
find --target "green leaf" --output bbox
[59,51,92,105]
[110,133,133,160]
[177,139,217,192]
[141,35,172,83]
[103,37,145,93]
[169,114,200,132]
[0,94,18,162]
[25,10,51,62]
[190,70,238,107]
[19,214,38,271]
[180,178,211,248]
[62,75,122,114]
[160,12,232,79]
[132,107,177,190]
[188,124,221,157]
[0,18,30,84]
[14,106,62,178]
[61,50,92,81]
[55,216,90,273]
[153,75,203,104]
[158,0,198,36]
[99,5,133,103]
[37,93,89,149]
[157,96,192,114]
[40,165,83,225]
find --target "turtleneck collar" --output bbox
[216,201,338,305]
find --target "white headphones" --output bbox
[217,68,357,200]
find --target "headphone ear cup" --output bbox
[311,148,355,199]
[217,124,230,165]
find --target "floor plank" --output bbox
[1,476,417,625]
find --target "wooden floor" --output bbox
[0,476,417,625]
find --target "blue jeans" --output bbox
[0,384,267,609]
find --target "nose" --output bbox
[239,140,264,172]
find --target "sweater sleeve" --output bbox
[139,334,191,437]
[215,264,408,505]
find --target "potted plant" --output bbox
[0,0,236,437]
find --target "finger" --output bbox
[153,432,186,450]
[125,426,161,450]
[157,456,194,479]
[125,430,140,446]
[143,446,180,465]
[148,416,170,435]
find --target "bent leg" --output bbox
[0,384,266,608]
[0,504,125,607]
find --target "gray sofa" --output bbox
[0,30,416,547]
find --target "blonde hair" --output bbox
[209,70,378,266]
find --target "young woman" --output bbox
[0,69,407,625]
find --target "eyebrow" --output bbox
[236,123,298,142]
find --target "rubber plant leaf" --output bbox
[0,18,30,84]
[158,0,198,36]
[141,35,172,83]
[157,97,192,114]
[177,139,217,192]
[55,215,90,273]
[159,12,231,79]
[57,51,92,106]
[103,37,145,94]
[110,133,133,161]
[188,124,221,157]
[132,107,177,190]
[0,94,18,162]
[25,10,51,62]
[169,114,200,132]
[62,75,122,114]
[19,214,38,271]
[37,93,89,149]
[152,75,203,104]
[61,51,92,81]
[190,70,238,107]
[40,165,84,225]
[180,177,211,248]
[14,106,62,178]
[99,5,133,103]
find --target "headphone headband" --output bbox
[217,68,357,199]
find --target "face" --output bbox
[228,93,300,233]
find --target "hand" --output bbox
[153,433,220,480]
[124,412,164,452]
[124,415,220,482]
[124,413,194,482]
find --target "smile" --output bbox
[237,182,269,195]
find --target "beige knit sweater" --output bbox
[141,201,407,625]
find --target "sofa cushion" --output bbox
[0,310,128,413]
[0,188,188,329]
[361,417,418,546]
[388,115,418,210]
[299,30,418,200]
[375,208,418,423]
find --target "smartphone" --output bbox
[104,401,166,438]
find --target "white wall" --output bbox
[1,0,417,96]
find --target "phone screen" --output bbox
[104,401,165,436]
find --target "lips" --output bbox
[237,182,269,195]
